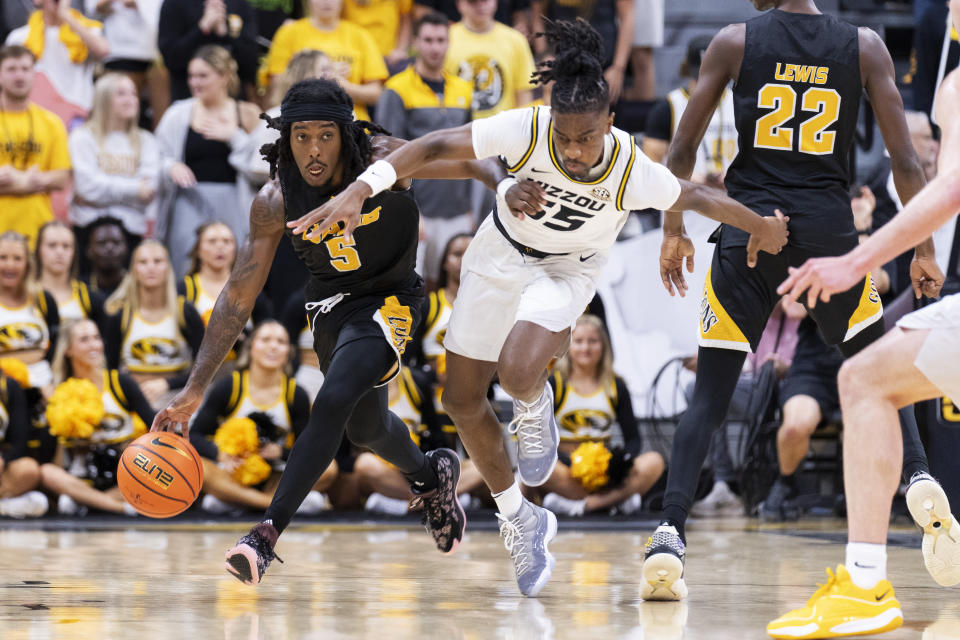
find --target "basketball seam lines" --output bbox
[124,446,196,502]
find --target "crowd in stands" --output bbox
[0,0,950,521]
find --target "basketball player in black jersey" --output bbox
[150,79,502,585]
[641,0,949,604]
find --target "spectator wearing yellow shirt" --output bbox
[443,0,534,119]
[342,0,413,70]
[263,0,387,120]
[0,45,70,245]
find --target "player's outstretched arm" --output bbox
[670,179,789,265]
[371,135,505,191]
[289,123,478,241]
[151,183,285,436]
[778,70,960,308]
[860,26,943,299]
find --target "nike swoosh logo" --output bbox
[580,253,597,262]
[151,437,191,458]
[876,589,890,601]
[530,168,549,173]
[853,562,875,569]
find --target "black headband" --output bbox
[280,102,354,124]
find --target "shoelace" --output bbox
[497,513,531,577]
[508,402,545,455]
[806,568,838,606]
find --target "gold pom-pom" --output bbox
[569,441,612,493]
[234,453,272,486]
[0,357,30,389]
[435,352,446,377]
[46,378,104,440]
[214,417,260,457]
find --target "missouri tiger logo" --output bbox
[459,56,504,112]
[130,338,184,367]
[559,409,613,440]
[0,322,45,351]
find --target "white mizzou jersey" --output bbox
[666,88,737,180]
[472,105,681,254]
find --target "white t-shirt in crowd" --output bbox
[471,105,681,254]
[85,0,162,63]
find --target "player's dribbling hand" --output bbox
[777,256,859,309]
[504,179,546,220]
[659,232,695,297]
[910,252,944,299]
[745,209,789,268]
[288,182,369,242]
[150,387,203,440]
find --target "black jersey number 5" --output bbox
[543,205,594,231]
[325,236,362,272]
[754,83,841,155]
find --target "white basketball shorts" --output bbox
[443,215,607,362]
[897,292,960,401]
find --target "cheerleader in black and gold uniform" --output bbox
[102,241,204,408]
[38,319,154,515]
[189,322,329,514]
[533,315,665,516]
[0,372,47,518]
[36,222,106,328]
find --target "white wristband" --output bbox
[357,160,398,196]
[496,177,518,200]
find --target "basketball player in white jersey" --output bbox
[769,1,960,634]
[289,18,788,597]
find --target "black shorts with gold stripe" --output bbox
[699,226,883,352]
[306,274,424,386]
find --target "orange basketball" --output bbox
[117,432,204,518]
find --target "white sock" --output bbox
[492,482,524,519]
[845,542,887,589]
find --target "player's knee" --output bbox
[12,457,41,488]
[497,368,542,400]
[837,356,874,402]
[440,383,486,419]
[780,420,816,444]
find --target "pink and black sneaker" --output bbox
[225,521,284,585]
[410,448,466,554]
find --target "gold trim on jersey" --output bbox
[506,107,540,173]
[843,273,883,342]
[615,140,638,211]
[547,122,621,185]
[697,267,751,352]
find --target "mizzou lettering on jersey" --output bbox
[0,322,44,351]
[534,182,607,212]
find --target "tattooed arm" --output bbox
[150,181,286,436]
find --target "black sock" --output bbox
[659,512,687,543]
[405,456,439,493]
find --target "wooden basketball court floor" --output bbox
[0,516,957,640]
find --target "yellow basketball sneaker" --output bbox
[767,565,902,639]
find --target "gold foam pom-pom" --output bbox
[46,378,104,440]
[569,441,612,493]
[0,357,30,389]
[214,417,260,457]
[234,453,272,486]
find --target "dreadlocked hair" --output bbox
[532,18,609,114]
[259,79,391,184]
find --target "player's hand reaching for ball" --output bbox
[151,387,203,439]
[659,231,695,297]
[288,182,369,242]
[504,179,547,220]
[746,209,789,268]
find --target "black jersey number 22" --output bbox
[753,83,841,155]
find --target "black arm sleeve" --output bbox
[189,377,233,460]
[1,379,30,463]
[613,376,642,456]
[42,291,60,363]
[117,373,157,426]
[166,302,205,390]
[102,311,122,370]
[644,98,673,142]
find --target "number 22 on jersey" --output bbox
[754,83,841,155]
